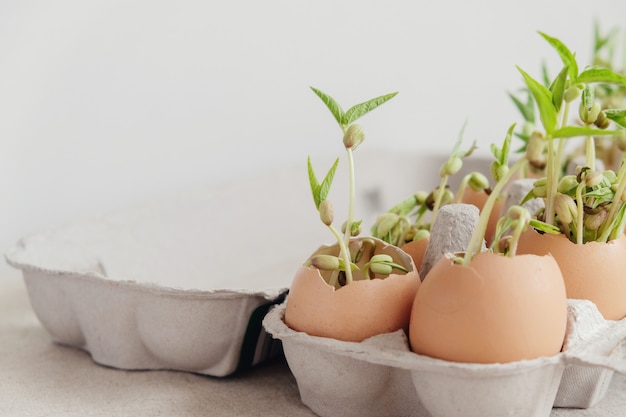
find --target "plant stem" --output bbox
[342,146,356,284]
[430,175,449,226]
[463,158,526,265]
[545,136,557,225]
[598,154,626,241]
[328,224,353,286]
[546,101,571,226]
[585,136,596,170]
[453,174,471,204]
[575,181,585,245]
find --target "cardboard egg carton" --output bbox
[263,299,626,417]
[5,150,447,376]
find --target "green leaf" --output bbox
[508,90,535,123]
[539,32,578,81]
[307,156,321,208]
[343,92,398,126]
[517,66,558,134]
[310,87,345,127]
[541,61,551,88]
[604,109,626,129]
[551,126,620,139]
[307,157,339,209]
[549,65,569,113]
[576,68,626,86]
[318,158,339,205]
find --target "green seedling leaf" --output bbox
[343,92,398,126]
[307,157,339,209]
[539,32,578,82]
[551,126,620,139]
[310,87,345,127]
[604,109,626,129]
[576,68,626,86]
[508,90,535,123]
[517,66,558,134]
[541,61,551,88]
[530,218,561,234]
[584,188,614,207]
[550,65,569,113]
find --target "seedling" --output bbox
[305,87,407,287]
[517,31,626,244]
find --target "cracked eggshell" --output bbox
[400,237,429,271]
[409,252,568,363]
[284,238,420,342]
[517,229,626,320]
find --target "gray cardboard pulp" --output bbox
[5,148,447,376]
[4,149,450,376]
[263,300,626,417]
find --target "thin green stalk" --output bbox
[575,181,585,245]
[547,101,571,226]
[463,158,526,265]
[545,137,557,225]
[430,175,449,226]
[585,136,596,170]
[341,146,356,285]
[328,224,353,286]
[453,174,471,204]
[598,154,626,241]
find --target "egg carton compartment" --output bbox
[5,149,448,376]
[263,300,626,417]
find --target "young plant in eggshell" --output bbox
[371,123,495,268]
[284,87,420,343]
[511,32,626,320]
[409,124,569,364]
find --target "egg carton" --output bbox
[5,150,449,377]
[263,299,626,417]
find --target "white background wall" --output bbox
[2,0,625,279]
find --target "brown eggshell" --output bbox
[400,237,429,270]
[409,252,567,363]
[461,189,504,247]
[285,238,420,342]
[517,229,626,320]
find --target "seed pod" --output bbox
[579,101,602,125]
[310,254,340,271]
[370,254,394,264]
[594,111,610,129]
[490,163,509,183]
[440,157,463,177]
[506,205,531,223]
[557,175,578,194]
[554,193,577,225]
[413,228,430,241]
[603,170,617,184]
[532,185,547,198]
[526,132,546,169]
[441,188,454,205]
[414,191,429,205]
[369,262,393,275]
[584,170,604,188]
[584,208,608,231]
[318,199,334,226]
[564,85,582,102]
[343,124,365,149]
[468,172,489,192]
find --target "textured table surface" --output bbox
[1,275,624,417]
